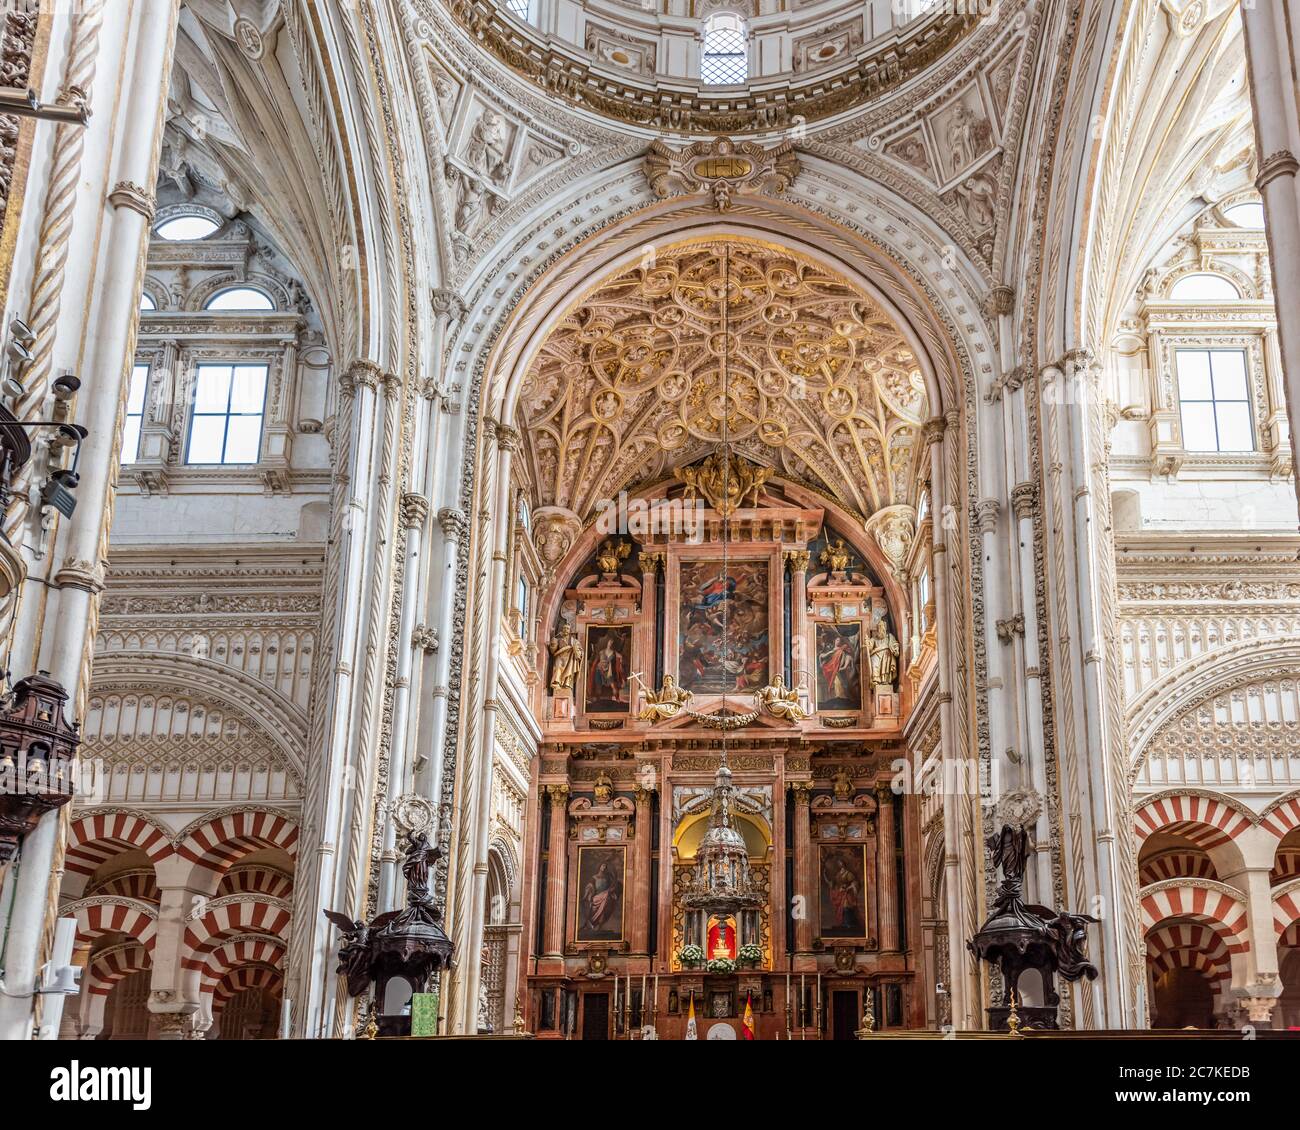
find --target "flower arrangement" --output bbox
[736,943,763,967]
[705,956,736,975]
[677,944,705,968]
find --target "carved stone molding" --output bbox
[1009,481,1038,520]
[643,137,800,211]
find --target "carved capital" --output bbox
[783,549,811,573]
[790,780,812,804]
[921,416,948,446]
[109,181,156,220]
[343,359,382,394]
[974,498,999,534]
[1010,482,1038,520]
[638,551,666,574]
[491,419,521,453]
[546,783,570,808]
[1256,151,1299,191]
[438,507,469,542]
[401,491,430,528]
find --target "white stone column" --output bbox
[294,359,385,1039]
[0,0,179,1043]
[450,418,518,1032]
[1242,1,1300,507]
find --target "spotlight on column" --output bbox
[1,318,34,401]
[51,373,80,402]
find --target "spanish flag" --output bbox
[685,993,698,1040]
[742,990,756,1040]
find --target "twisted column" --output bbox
[4,0,104,543]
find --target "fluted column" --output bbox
[543,785,570,957]
[632,785,655,954]
[784,550,810,692]
[791,782,813,954]
[876,784,899,952]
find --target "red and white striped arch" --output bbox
[213,964,284,1009]
[1139,883,1251,955]
[215,866,294,900]
[1145,922,1231,984]
[86,869,161,905]
[63,812,172,895]
[1273,884,1300,937]
[1133,794,1253,850]
[1138,850,1217,886]
[63,898,158,952]
[200,937,286,997]
[181,897,292,969]
[1279,921,1300,949]
[1261,795,1300,840]
[1272,849,1300,887]
[175,810,299,875]
[83,943,151,998]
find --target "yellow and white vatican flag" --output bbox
[685,992,698,1040]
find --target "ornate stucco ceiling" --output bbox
[515,238,929,522]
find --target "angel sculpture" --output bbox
[322,910,373,998]
[754,675,809,722]
[596,538,632,577]
[637,673,693,722]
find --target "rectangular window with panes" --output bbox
[1175,348,1253,452]
[186,363,268,465]
[121,363,149,464]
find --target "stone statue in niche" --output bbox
[955,172,997,230]
[868,619,899,689]
[548,622,583,696]
[819,537,854,578]
[595,537,631,579]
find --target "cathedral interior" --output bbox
[0,0,1298,1045]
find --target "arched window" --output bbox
[1223,202,1265,229]
[701,13,747,85]
[502,0,530,20]
[204,286,275,312]
[155,215,220,241]
[1169,273,1239,302]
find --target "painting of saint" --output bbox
[584,625,631,713]
[816,622,862,711]
[575,846,625,943]
[819,844,868,939]
[677,559,770,694]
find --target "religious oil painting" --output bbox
[575,845,625,943]
[815,622,862,711]
[678,558,770,694]
[583,625,632,714]
[819,843,868,939]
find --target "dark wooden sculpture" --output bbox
[323,830,455,1035]
[967,823,1098,1031]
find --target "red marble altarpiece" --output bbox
[519,480,925,1040]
